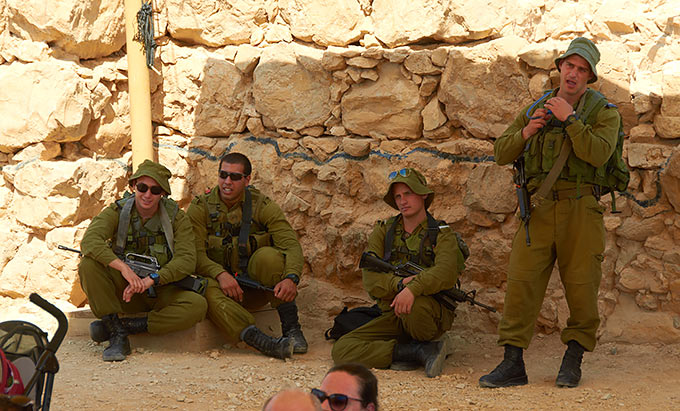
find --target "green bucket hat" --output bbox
[383,168,434,210]
[554,37,600,84]
[128,159,172,195]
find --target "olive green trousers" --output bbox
[331,296,454,368]
[78,256,207,335]
[204,246,289,341]
[498,194,605,352]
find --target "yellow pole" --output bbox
[124,0,154,172]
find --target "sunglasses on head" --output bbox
[311,388,362,411]
[388,168,411,180]
[135,182,163,195]
[219,170,246,181]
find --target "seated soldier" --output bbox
[331,168,464,377]
[79,160,208,362]
[187,152,307,359]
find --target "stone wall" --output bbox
[1,0,679,344]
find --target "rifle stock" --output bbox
[360,252,496,313]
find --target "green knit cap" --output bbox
[128,160,172,195]
[554,37,600,84]
[383,168,434,210]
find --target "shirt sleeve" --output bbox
[405,227,461,297]
[361,221,402,300]
[567,105,620,167]
[156,209,196,284]
[186,197,226,280]
[257,198,304,277]
[493,105,532,166]
[80,203,120,267]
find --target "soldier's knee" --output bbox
[331,335,356,363]
[184,293,208,322]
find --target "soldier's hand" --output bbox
[110,258,146,294]
[544,97,573,122]
[122,277,154,302]
[522,108,550,140]
[217,271,244,302]
[274,278,297,302]
[391,287,415,316]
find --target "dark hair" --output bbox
[326,363,378,410]
[219,152,252,176]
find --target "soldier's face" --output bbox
[132,176,163,216]
[218,162,250,207]
[392,182,427,219]
[559,54,594,99]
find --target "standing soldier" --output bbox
[79,160,208,362]
[187,152,307,359]
[480,37,623,388]
[331,168,464,377]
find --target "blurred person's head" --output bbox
[313,363,378,411]
[263,388,321,411]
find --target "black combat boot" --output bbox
[276,302,308,354]
[101,314,131,362]
[240,325,294,360]
[392,340,448,378]
[90,317,148,343]
[555,340,585,388]
[479,345,528,388]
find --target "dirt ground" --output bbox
[46,326,680,410]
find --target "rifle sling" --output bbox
[237,188,253,275]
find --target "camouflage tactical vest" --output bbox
[113,192,178,266]
[203,186,271,273]
[524,88,629,194]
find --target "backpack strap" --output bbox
[114,196,135,256]
[158,199,175,255]
[383,215,401,262]
[237,188,253,275]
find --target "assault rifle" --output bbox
[58,245,207,297]
[513,152,532,246]
[233,272,274,292]
[359,252,496,312]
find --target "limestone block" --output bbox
[404,51,440,75]
[234,45,262,75]
[595,0,640,34]
[321,52,347,71]
[0,225,29,275]
[346,56,379,69]
[383,47,410,63]
[253,43,332,131]
[7,0,126,59]
[463,164,516,214]
[361,47,383,60]
[0,36,50,63]
[528,73,552,101]
[341,63,423,140]
[246,117,265,137]
[627,143,674,169]
[518,40,562,70]
[265,24,293,43]
[250,27,265,46]
[661,150,680,213]
[439,36,531,139]
[0,61,95,153]
[156,42,249,136]
[341,137,372,157]
[616,214,666,242]
[360,69,379,82]
[423,124,453,140]
[300,137,339,162]
[279,0,365,46]
[532,1,591,41]
[654,115,680,139]
[600,294,680,344]
[419,76,439,97]
[421,97,447,131]
[629,123,656,142]
[12,142,61,162]
[166,0,264,47]
[431,48,448,67]
[300,126,325,137]
[372,0,500,47]
[436,138,494,159]
[82,89,130,158]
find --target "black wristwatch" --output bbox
[285,274,300,285]
[565,112,578,126]
[149,272,160,286]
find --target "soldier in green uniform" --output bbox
[480,38,620,388]
[187,152,306,359]
[79,160,208,362]
[331,168,464,378]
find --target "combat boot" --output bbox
[101,314,131,362]
[89,317,148,343]
[479,345,528,388]
[276,301,308,354]
[392,340,448,378]
[240,325,294,360]
[555,340,585,388]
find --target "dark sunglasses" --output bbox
[311,388,362,411]
[135,182,163,195]
[219,170,246,181]
[388,168,411,180]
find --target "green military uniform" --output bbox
[494,88,619,352]
[332,217,462,368]
[186,185,303,341]
[79,195,207,335]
